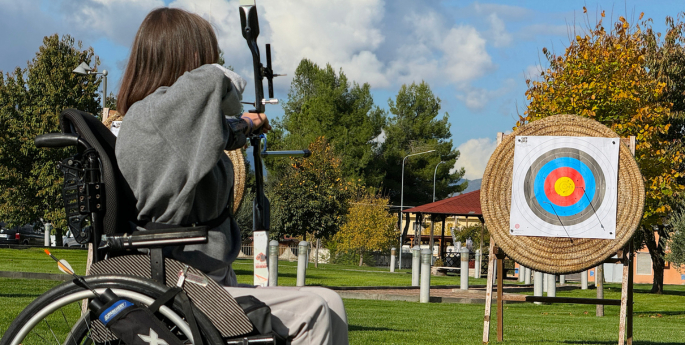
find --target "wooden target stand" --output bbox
[482,134,636,345]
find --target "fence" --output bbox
[238,243,330,263]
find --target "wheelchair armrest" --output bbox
[106,227,208,249]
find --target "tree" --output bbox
[643,14,685,273]
[0,34,101,244]
[666,200,685,269]
[268,59,386,186]
[269,136,353,240]
[521,10,685,293]
[380,81,467,208]
[334,188,397,266]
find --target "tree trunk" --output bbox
[315,238,319,268]
[359,252,364,266]
[642,226,665,294]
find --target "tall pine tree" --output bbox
[268,59,386,186]
[380,81,466,208]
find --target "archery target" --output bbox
[510,136,619,239]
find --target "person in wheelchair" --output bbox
[114,8,348,345]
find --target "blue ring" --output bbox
[533,157,596,217]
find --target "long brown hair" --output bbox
[117,8,220,115]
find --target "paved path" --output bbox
[331,284,578,304]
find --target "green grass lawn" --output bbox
[1,248,684,344]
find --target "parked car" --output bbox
[62,230,85,248]
[0,223,45,245]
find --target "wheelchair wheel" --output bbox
[0,274,223,345]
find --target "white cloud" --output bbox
[454,137,498,180]
[472,2,532,20]
[456,78,516,111]
[487,13,512,47]
[57,0,164,46]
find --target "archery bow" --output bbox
[239,0,310,234]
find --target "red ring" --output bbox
[543,167,585,206]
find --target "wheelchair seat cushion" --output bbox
[89,255,253,338]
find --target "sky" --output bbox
[0,0,681,180]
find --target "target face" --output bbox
[510,136,619,239]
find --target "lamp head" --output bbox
[72,62,92,75]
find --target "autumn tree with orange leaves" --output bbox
[521,9,685,293]
[334,188,397,266]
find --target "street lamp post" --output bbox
[433,161,446,202]
[72,62,108,117]
[430,161,445,256]
[398,149,435,270]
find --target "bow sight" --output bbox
[239,0,310,233]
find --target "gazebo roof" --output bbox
[402,189,482,217]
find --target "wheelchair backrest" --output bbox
[60,109,138,235]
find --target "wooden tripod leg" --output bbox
[627,243,634,345]
[483,241,496,343]
[496,250,504,342]
[618,245,631,345]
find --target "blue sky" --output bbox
[0,0,681,179]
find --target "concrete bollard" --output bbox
[524,266,531,285]
[411,246,421,286]
[581,270,588,290]
[420,249,432,303]
[559,274,565,285]
[547,274,556,297]
[518,265,525,282]
[296,241,308,287]
[268,240,279,287]
[460,247,469,290]
[534,271,543,305]
[390,247,396,273]
[44,222,53,247]
[474,249,481,278]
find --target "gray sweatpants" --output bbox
[225,286,349,345]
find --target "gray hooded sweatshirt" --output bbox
[115,64,248,285]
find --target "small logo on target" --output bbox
[515,224,520,229]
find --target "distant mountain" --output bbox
[461,178,481,194]
[449,178,481,196]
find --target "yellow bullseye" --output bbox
[554,177,575,197]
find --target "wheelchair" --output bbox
[0,109,276,345]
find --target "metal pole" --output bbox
[399,150,435,271]
[268,240,279,286]
[560,274,565,285]
[433,161,445,202]
[543,273,548,293]
[420,249,431,303]
[581,270,588,290]
[296,241,308,287]
[101,70,108,112]
[534,271,543,305]
[524,266,531,284]
[460,246,469,290]
[411,245,421,286]
[518,265,525,282]
[474,249,481,278]
[390,247,396,272]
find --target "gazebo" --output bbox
[402,189,484,261]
